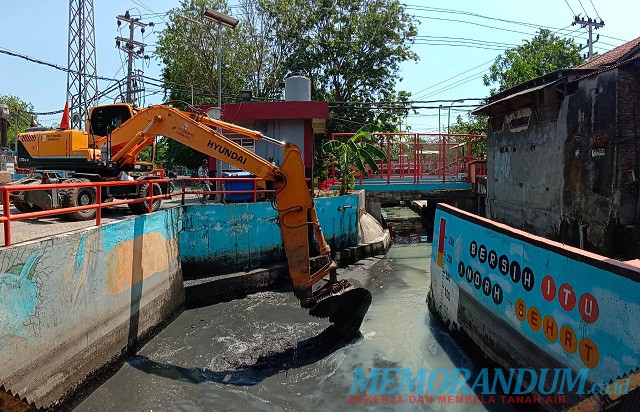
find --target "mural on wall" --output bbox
[62,231,100,309]
[102,213,180,295]
[430,205,640,386]
[0,251,43,340]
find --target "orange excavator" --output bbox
[14,103,372,334]
[2,104,372,411]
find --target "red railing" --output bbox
[0,176,274,247]
[326,132,486,185]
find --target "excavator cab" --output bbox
[87,104,134,137]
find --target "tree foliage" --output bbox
[154,0,418,167]
[449,114,488,157]
[483,29,583,95]
[268,0,418,133]
[0,95,36,147]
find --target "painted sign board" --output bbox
[430,204,640,386]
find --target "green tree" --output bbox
[0,95,36,147]
[265,0,418,133]
[449,114,488,157]
[322,125,387,195]
[483,29,583,94]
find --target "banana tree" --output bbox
[322,125,387,195]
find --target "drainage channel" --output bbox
[73,208,514,411]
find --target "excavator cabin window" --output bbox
[89,105,133,137]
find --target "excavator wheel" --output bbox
[308,279,372,337]
[12,200,42,214]
[59,178,97,221]
[128,182,162,215]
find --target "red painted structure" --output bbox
[327,132,486,185]
[196,101,329,179]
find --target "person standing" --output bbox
[197,159,210,204]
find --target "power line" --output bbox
[0,47,119,81]
[588,0,601,18]
[576,0,589,16]
[412,59,495,100]
[563,0,577,16]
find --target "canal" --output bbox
[73,211,510,411]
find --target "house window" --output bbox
[505,107,532,132]
[490,115,505,133]
[221,133,255,172]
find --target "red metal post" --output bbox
[2,189,11,246]
[386,135,391,184]
[413,133,418,184]
[253,179,257,202]
[95,185,101,226]
[359,134,363,185]
[148,182,153,213]
[399,136,404,179]
[181,180,186,205]
[456,142,460,179]
[441,133,446,183]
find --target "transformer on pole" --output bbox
[67,0,98,130]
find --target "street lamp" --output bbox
[177,10,238,116]
[203,9,238,116]
[447,99,465,135]
[0,104,9,148]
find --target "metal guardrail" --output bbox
[0,176,274,247]
[326,132,486,185]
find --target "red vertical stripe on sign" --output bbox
[437,218,446,267]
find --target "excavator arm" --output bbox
[110,105,371,335]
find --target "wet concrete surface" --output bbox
[73,244,509,412]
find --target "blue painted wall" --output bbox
[332,181,471,192]
[179,194,359,274]
[430,204,640,386]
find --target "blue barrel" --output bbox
[222,171,256,202]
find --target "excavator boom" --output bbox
[111,105,371,335]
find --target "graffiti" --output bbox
[0,251,42,340]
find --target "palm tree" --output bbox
[322,125,387,195]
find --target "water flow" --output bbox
[75,241,507,412]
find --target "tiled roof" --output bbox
[578,36,640,69]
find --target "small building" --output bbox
[197,75,328,180]
[473,37,640,259]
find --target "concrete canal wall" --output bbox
[0,193,379,408]
[0,208,184,408]
[429,204,640,407]
[180,194,359,275]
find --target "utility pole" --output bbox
[67,0,98,129]
[572,15,605,60]
[116,11,153,104]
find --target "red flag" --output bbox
[60,101,70,129]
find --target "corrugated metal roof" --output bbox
[472,79,562,116]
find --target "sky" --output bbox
[0,0,638,132]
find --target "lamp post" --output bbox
[0,104,9,148]
[203,9,239,115]
[178,10,238,116]
[447,99,465,135]
[0,104,12,177]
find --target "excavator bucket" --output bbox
[0,385,41,412]
[275,143,372,337]
[308,278,372,337]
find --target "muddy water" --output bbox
[383,207,429,244]
[75,244,508,412]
